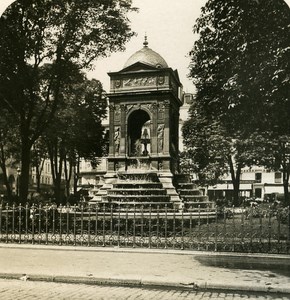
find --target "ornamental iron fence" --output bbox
[0,203,289,254]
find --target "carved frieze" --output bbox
[113,75,166,89]
[123,76,156,87]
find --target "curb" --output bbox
[0,273,290,295]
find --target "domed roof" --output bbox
[123,37,168,69]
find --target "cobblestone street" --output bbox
[0,279,288,300]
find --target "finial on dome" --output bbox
[143,33,148,47]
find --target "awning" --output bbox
[263,186,284,194]
[209,183,252,191]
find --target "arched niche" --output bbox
[127,109,151,156]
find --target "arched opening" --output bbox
[128,110,151,156]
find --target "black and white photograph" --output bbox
[0,0,290,299]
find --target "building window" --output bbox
[255,173,262,183]
[275,172,282,183]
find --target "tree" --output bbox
[0,109,20,201]
[43,72,107,204]
[30,139,48,194]
[184,0,290,205]
[182,102,253,205]
[0,0,136,202]
[248,132,290,206]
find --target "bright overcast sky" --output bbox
[1,0,290,93]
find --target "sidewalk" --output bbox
[0,244,289,294]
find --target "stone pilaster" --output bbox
[163,100,170,155]
[151,103,158,155]
[120,104,127,155]
[109,104,115,157]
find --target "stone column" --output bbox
[151,103,158,155]
[120,104,127,155]
[108,104,115,157]
[163,100,170,155]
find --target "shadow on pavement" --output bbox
[195,255,290,278]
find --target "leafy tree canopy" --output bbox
[183,0,290,204]
[0,0,136,201]
[189,0,290,134]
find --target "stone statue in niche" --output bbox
[134,139,142,156]
[157,124,164,152]
[114,127,120,154]
[141,121,151,155]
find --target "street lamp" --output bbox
[16,167,21,197]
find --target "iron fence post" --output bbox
[12,203,16,243]
[231,206,235,252]
[181,208,184,250]
[125,205,128,248]
[156,205,160,249]
[25,203,29,244]
[197,205,201,251]
[268,205,272,253]
[45,204,48,245]
[18,203,22,244]
[66,205,70,246]
[95,205,99,247]
[214,205,218,252]
[173,206,176,249]
[38,204,42,244]
[5,203,8,244]
[148,204,152,249]
[164,204,168,249]
[110,204,113,247]
[102,203,106,247]
[58,204,62,246]
[0,204,2,242]
[88,205,92,247]
[80,204,84,247]
[117,204,120,247]
[73,204,77,246]
[206,205,209,251]
[133,204,136,248]
[140,205,144,248]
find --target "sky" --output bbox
[1,0,290,93]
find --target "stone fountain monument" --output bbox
[90,37,210,211]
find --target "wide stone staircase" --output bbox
[90,172,174,211]
[90,172,214,212]
[173,174,214,212]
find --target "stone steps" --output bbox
[178,189,201,196]
[112,183,163,189]
[107,195,171,202]
[108,189,167,196]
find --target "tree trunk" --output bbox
[0,163,12,202]
[228,156,242,206]
[64,155,73,200]
[282,169,289,205]
[36,165,41,193]
[0,144,13,202]
[35,159,45,193]
[47,141,64,204]
[73,156,80,195]
[19,141,31,204]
